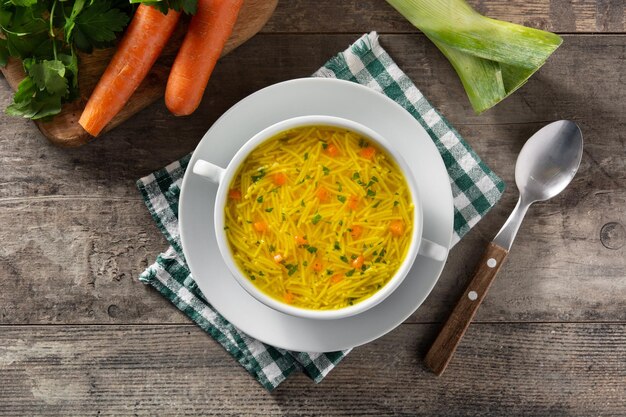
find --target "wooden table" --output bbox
[1,1,624,415]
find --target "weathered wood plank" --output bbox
[0,34,624,324]
[263,0,626,34]
[0,324,624,416]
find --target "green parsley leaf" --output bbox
[306,246,318,254]
[71,1,129,53]
[352,172,360,180]
[322,166,330,176]
[394,201,400,207]
[304,152,309,160]
[340,255,349,263]
[251,169,266,182]
[265,207,273,212]
[337,195,346,203]
[312,213,322,225]
[346,269,356,277]
[333,241,341,251]
[367,189,376,198]
[257,196,264,203]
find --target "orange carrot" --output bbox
[165,0,244,116]
[330,274,344,284]
[253,221,268,233]
[284,292,294,304]
[294,235,307,246]
[312,260,323,272]
[273,172,288,186]
[350,225,363,239]
[79,5,181,136]
[316,187,330,203]
[389,220,405,236]
[325,143,340,157]
[228,189,242,200]
[360,146,376,160]
[352,255,364,269]
[348,195,359,210]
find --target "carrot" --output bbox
[228,189,242,200]
[253,221,268,233]
[294,235,307,246]
[325,143,340,157]
[330,274,344,284]
[312,260,323,272]
[389,220,405,237]
[273,172,288,186]
[284,292,294,304]
[316,187,330,203]
[352,254,364,269]
[348,195,359,210]
[360,146,376,160]
[350,225,363,239]
[79,5,181,136]
[165,0,244,116]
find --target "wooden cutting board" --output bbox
[0,0,277,147]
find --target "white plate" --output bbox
[179,78,453,352]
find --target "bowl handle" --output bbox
[193,159,226,184]
[418,238,448,261]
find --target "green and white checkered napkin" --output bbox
[137,32,505,391]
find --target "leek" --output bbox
[386,0,562,113]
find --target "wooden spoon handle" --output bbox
[424,242,509,375]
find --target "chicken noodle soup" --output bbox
[224,125,414,310]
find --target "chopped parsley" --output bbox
[322,166,330,176]
[326,269,334,276]
[340,255,349,264]
[352,172,360,180]
[372,200,381,208]
[337,182,343,192]
[346,269,356,277]
[394,201,400,207]
[285,263,298,276]
[337,195,347,203]
[269,244,276,252]
[371,176,379,182]
[304,152,309,160]
[301,199,305,207]
[257,196,264,203]
[265,207,274,212]
[321,142,328,150]
[312,213,322,225]
[251,169,266,183]
[334,241,341,251]
[307,246,318,254]
[367,189,376,198]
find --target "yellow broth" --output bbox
[224,125,414,310]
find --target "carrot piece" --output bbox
[348,195,359,210]
[352,255,364,269]
[389,220,405,237]
[360,146,377,160]
[312,260,323,272]
[325,143,340,157]
[284,292,294,304]
[228,189,242,200]
[78,5,181,136]
[294,235,307,246]
[330,274,344,284]
[273,253,284,263]
[273,172,288,186]
[165,0,244,116]
[350,225,363,239]
[316,187,331,203]
[253,221,268,233]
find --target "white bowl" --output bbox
[191,115,446,320]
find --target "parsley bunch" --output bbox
[0,0,131,119]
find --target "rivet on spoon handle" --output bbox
[424,242,508,375]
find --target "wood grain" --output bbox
[265,0,626,33]
[0,324,624,416]
[0,34,623,325]
[0,0,278,147]
[425,243,509,375]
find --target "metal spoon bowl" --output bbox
[494,120,583,250]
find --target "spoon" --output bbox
[424,120,584,375]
